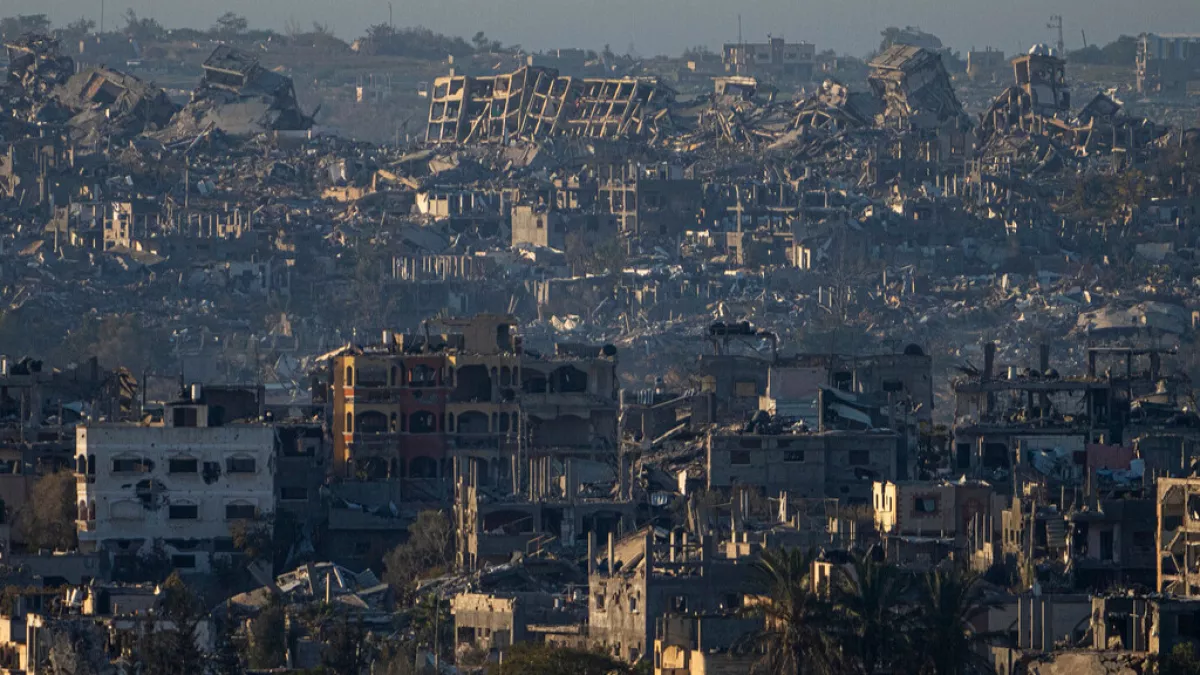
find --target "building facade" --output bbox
[75,396,276,575]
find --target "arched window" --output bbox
[345,412,353,433]
[356,411,388,434]
[410,365,436,387]
[409,411,437,433]
[345,366,354,387]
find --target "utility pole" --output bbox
[1047,15,1064,55]
[100,0,105,34]
[388,2,393,29]
[737,14,744,75]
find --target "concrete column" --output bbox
[607,532,615,577]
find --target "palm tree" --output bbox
[833,552,910,675]
[912,566,1003,675]
[744,547,843,675]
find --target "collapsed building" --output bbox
[866,44,971,131]
[3,34,74,106]
[52,67,178,143]
[426,66,676,143]
[166,45,313,139]
[0,17,1199,673]
[980,46,1169,167]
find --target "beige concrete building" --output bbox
[873,479,1001,544]
[707,428,900,503]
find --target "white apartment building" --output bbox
[75,396,276,574]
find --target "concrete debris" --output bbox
[164,45,313,139]
[1,21,1200,675]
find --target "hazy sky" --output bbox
[9,0,1200,57]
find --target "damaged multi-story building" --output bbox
[426,66,676,144]
[331,314,619,483]
[587,528,761,664]
[74,385,276,576]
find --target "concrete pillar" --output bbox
[607,532,615,577]
[588,531,597,577]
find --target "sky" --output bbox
[7,0,1200,58]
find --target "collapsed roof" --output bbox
[4,34,74,98]
[867,44,971,130]
[164,44,313,139]
[53,67,179,142]
[979,50,1169,166]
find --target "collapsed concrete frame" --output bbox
[1158,477,1200,597]
[426,66,674,144]
[867,45,970,130]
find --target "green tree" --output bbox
[744,547,842,675]
[44,620,108,674]
[230,515,273,562]
[0,14,52,40]
[1114,169,1148,223]
[246,595,287,669]
[16,470,77,552]
[383,510,454,604]
[214,12,249,36]
[912,567,1003,675]
[211,614,245,675]
[1101,36,1139,66]
[132,573,205,675]
[61,17,96,39]
[55,313,165,377]
[1162,642,1200,675]
[834,553,910,675]
[410,595,453,664]
[486,643,633,675]
[121,9,164,41]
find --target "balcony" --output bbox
[350,388,397,404]
[348,433,401,454]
